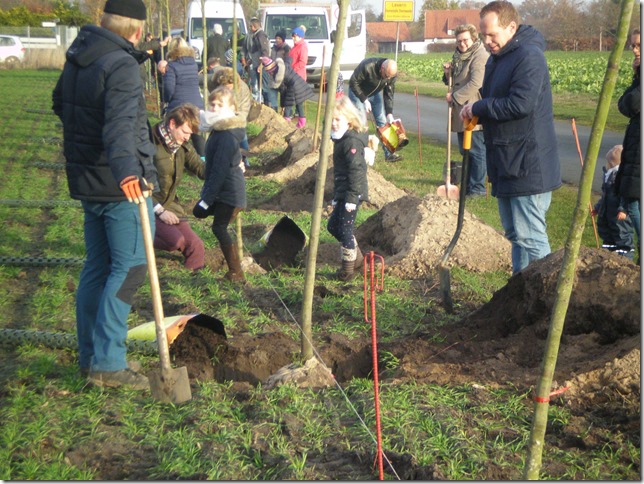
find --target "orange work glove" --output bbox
[119,176,151,204]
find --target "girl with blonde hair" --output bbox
[327,96,372,280]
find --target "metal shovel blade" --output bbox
[438,116,477,312]
[149,366,192,404]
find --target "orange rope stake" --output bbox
[363,251,385,480]
[571,118,601,248]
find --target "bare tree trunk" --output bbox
[523,0,635,478]
[300,0,350,360]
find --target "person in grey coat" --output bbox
[460,0,561,275]
[442,24,489,196]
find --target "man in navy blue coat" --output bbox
[53,0,157,390]
[461,0,561,275]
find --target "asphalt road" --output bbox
[392,91,624,193]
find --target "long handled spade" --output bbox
[139,199,192,404]
[439,116,478,313]
[437,75,459,200]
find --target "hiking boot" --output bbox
[88,368,149,390]
[81,360,142,378]
[385,153,402,162]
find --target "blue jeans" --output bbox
[457,130,487,195]
[497,192,552,275]
[348,87,392,159]
[249,65,259,100]
[76,199,153,372]
[284,103,305,118]
[261,71,278,110]
[624,198,640,243]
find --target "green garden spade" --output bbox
[439,116,478,313]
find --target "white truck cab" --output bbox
[259,2,366,84]
[185,0,248,65]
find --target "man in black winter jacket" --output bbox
[52,0,157,391]
[206,23,229,65]
[348,57,400,162]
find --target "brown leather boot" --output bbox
[221,244,246,283]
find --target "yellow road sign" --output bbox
[383,1,414,22]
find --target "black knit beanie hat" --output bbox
[104,0,147,20]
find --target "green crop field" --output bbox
[395,51,634,96]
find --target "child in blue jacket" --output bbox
[592,144,635,259]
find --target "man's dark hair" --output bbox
[165,104,200,134]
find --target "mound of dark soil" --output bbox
[387,247,640,412]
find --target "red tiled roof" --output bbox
[424,10,480,39]
[366,22,411,42]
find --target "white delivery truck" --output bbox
[259,2,366,85]
[185,0,248,66]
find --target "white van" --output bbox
[185,0,248,65]
[259,2,366,84]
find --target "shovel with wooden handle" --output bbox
[437,74,459,200]
[138,198,192,404]
[438,116,478,313]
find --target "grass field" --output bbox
[0,67,638,480]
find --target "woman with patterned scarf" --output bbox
[442,24,489,197]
